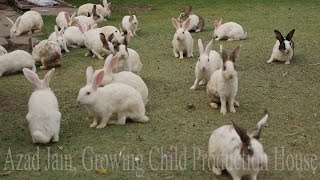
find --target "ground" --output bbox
[0,0,320,179]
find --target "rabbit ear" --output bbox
[23,68,42,88]
[60,26,65,35]
[183,18,191,30]
[43,68,55,88]
[92,70,104,89]
[103,0,108,6]
[220,45,228,63]
[172,18,179,30]
[123,33,131,46]
[28,38,33,53]
[105,54,118,72]
[129,15,134,22]
[54,25,59,36]
[6,17,14,26]
[92,5,97,15]
[86,66,94,85]
[100,33,107,45]
[16,17,21,27]
[214,19,222,28]
[286,29,295,41]
[251,110,269,139]
[79,23,85,33]
[230,45,241,63]
[232,122,251,145]
[107,33,114,42]
[198,39,204,55]
[64,12,71,24]
[274,30,284,42]
[205,39,213,56]
[184,5,192,14]
[91,23,97,29]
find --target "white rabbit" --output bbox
[190,39,222,90]
[100,26,123,45]
[177,5,204,32]
[267,29,295,65]
[0,45,7,56]
[206,45,240,115]
[115,33,142,74]
[56,12,78,30]
[172,18,194,59]
[48,25,69,53]
[30,39,62,69]
[22,68,61,144]
[63,23,92,48]
[78,0,111,19]
[6,11,43,38]
[76,5,104,28]
[213,19,247,41]
[84,27,114,60]
[121,11,138,36]
[0,50,36,77]
[96,54,148,105]
[208,112,269,180]
[77,66,149,129]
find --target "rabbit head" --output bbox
[213,19,222,38]
[23,68,55,90]
[274,29,295,54]
[178,5,192,22]
[92,5,104,23]
[172,18,191,41]
[100,33,115,54]
[116,33,131,59]
[7,16,22,38]
[220,45,240,80]
[198,39,213,72]
[232,112,269,170]
[54,25,66,48]
[128,10,138,25]
[77,66,104,106]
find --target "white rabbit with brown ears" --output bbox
[267,29,295,65]
[206,45,240,115]
[172,18,194,59]
[208,111,269,180]
[177,5,204,32]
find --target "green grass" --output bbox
[1,0,320,179]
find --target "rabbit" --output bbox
[0,45,7,56]
[121,11,138,36]
[267,29,295,65]
[96,54,148,105]
[22,68,61,144]
[0,50,36,77]
[77,66,149,129]
[76,5,104,28]
[190,39,222,90]
[63,23,92,48]
[6,11,43,38]
[213,19,247,41]
[172,18,194,59]
[177,5,204,32]
[56,12,78,30]
[100,25,123,45]
[78,0,111,19]
[208,111,269,180]
[206,45,240,115]
[30,38,62,70]
[84,27,115,60]
[115,32,142,74]
[48,25,69,53]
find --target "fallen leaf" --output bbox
[95,169,108,175]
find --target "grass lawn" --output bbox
[1,0,320,179]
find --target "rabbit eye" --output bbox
[207,59,209,62]
[86,92,91,95]
[183,31,185,34]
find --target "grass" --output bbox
[1,0,320,179]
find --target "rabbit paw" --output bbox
[96,124,106,129]
[285,61,290,65]
[90,122,98,128]
[210,102,218,109]
[230,107,236,113]
[212,167,222,175]
[220,108,227,115]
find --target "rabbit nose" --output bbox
[121,54,125,58]
[177,37,180,40]
[202,67,206,71]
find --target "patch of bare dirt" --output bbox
[111,4,152,12]
[4,40,30,53]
